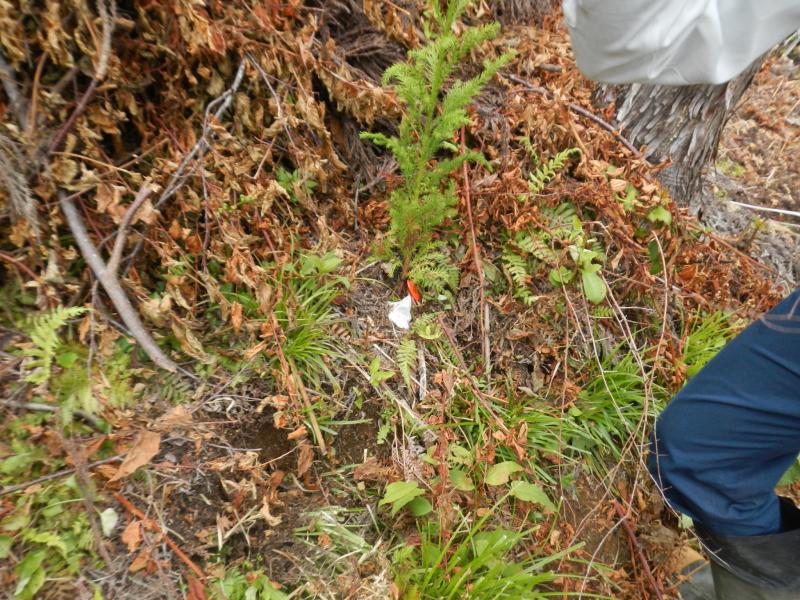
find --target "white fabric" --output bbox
[562,0,800,84]
[388,294,412,329]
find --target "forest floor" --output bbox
[1,3,799,600]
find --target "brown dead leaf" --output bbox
[78,314,91,343]
[353,457,393,482]
[273,411,289,429]
[121,520,142,552]
[608,178,628,193]
[297,442,314,476]
[259,496,283,527]
[231,301,243,334]
[129,547,152,573]
[23,483,43,495]
[244,340,268,361]
[287,425,308,441]
[185,233,202,254]
[187,574,208,600]
[83,435,107,459]
[95,183,126,222]
[154,405,193,431]
[94,463,120,480]
[168,219,182,240]
[110,431,161,482]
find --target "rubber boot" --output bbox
[673,546,715,600]
[709,561,798,599]
[696,498,800,600]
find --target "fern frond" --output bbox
[53,363,93,426]
[501,249,536,306]
[22,306,88,385]
[513,231,557,265]
[412,313,443,340]
[526,148,579,195]
[396,337,417,389]
[408,242,459,297]
[591,305,615,319]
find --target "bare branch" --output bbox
[59,191,178,372]
[121,59,247,274]
[47,0,117,155]
[0,454,124,497]
[107,182,151,273]
[0,133,39,240]
[152,59,247,211]
[0,51,28,130]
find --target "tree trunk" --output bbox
[596,60,763,203]
[508,0,763,203]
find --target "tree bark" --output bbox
[595,59,763,203]
[508,0,763,203]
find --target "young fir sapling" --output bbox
[361,0,512,289]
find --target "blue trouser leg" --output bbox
[649,289,800,537]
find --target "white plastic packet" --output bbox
[388,294,413,329]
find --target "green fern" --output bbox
[158,372,194,405]
[408,242,459,297]
[501,249,536,306]
[104,343,134,408]
[524,148,579,196]
[591,305,615,319]
[412,313,443,340]
[361,0,513,265]
[21,306,87,385]
[397,337,417,388]
[512,231,557,264]
[377,405,394,445]
[51,347,94,426]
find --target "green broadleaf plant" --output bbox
[380,480,428,517]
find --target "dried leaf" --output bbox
[608,178,628,193]
[128,547,152,573]
[297,442,314,476]
[187,574,208,600]
[110,431,161,482]
[154,406,193,431]
[287,426,307,441]
[259,496,282,527]
[231,301,243,334]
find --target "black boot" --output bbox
[695,498,800,600]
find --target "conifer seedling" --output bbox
[362,0,512,281]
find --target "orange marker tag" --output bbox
[406,280,422,303]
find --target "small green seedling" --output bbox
[379,481,432,517]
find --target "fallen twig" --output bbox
[0,454,124,496]
[152,59,247,211]
[460,127,490,373]
[728,199,800,219]
[613,500,663,599]
[0,399,104,431]
[122,59,247,274]
[114,492,206,580]
[59,191,178,372]
[107,183,152,274]
[504,73,642,158]
[0,251,38,281]
[62,434,114,567]
[0,50,28,130]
